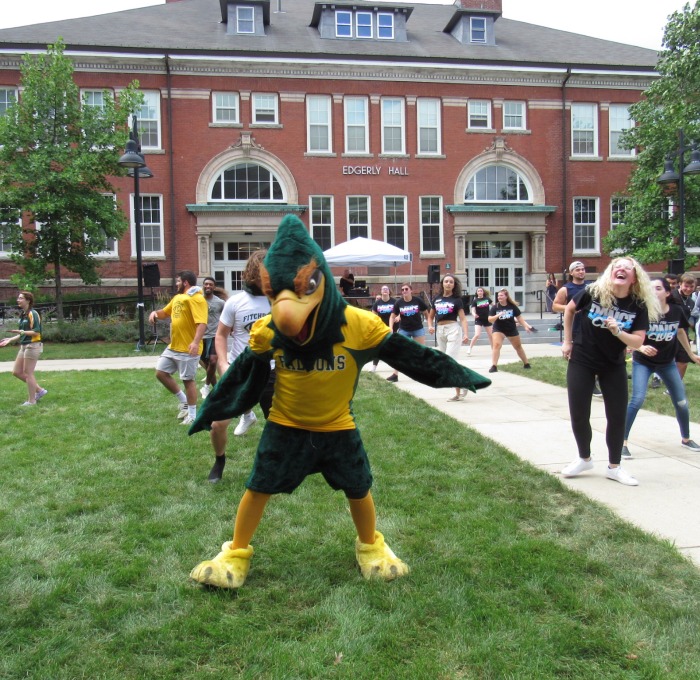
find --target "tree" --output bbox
[0,39,142,319]
[603,2,700,268]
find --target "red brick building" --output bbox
[0,0,658,307]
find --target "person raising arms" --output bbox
[561,257,659,486]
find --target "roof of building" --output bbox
[0,0,658,72]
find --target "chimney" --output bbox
[454,0,502,12]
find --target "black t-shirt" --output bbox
[490,302,521,335]
[393,296,428,332]
[633,303,688,368]
[571,290,649,368]
[432,294,464,323]
[471,296,492,324]
[339,275,354,296]
[371,297,396,326]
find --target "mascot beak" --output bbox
[271,271,326,344]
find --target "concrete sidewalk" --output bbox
[2,338,699,566]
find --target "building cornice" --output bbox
[186,203,307,215]
[0,50,658,90]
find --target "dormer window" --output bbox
[377,14,394,40]
[236,6,255,34]
[223,1,269,37]
[336,11,352,37]
[335,10,395,40]
[314,4,410,42]
[470,17,486,43]
[357,12,372,38]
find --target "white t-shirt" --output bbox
[219,291,271,362]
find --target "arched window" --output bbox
[210,162,284,202]
[465,164,530,202]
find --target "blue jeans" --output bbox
[625,360,690,440]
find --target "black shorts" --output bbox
[474,319,492,327]
[200,337,217,362]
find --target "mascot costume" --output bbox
[189,215,491,589]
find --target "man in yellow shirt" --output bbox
[150,270,208,425]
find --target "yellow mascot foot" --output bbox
[355,531,409,581]
[189,542,254,589]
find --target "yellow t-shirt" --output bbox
[163,292,208,354]
[249,306,391,432]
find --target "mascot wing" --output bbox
[378,334,491,393]
[188,347,271,434]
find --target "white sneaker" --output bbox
[177,404,188,419]
[234,411,257,436]
[466,348,471,356]
[35,388,48,401]
[561,458,594,477]
[606,466,638,486]
[181,414,195,426]
[200,384,212,399]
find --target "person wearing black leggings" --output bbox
[560,257,658,486]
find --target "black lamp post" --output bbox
[656,128,700,275]
[118,115,153,351]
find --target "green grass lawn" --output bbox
[2,369,700,679]
[501,356,700,423]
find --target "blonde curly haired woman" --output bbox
[561,257,660,486]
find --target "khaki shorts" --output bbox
[18,342,43,361]
[156,347,199,381]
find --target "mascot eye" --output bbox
[305,269,323,295]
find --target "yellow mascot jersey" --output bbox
[249,306,391,432]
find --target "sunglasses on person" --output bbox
[401,288,410,292]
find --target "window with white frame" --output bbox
[470,17,486,43]
[136,91,161,149]
[377,13,394,39]
[611,197,628,229]
[384,196,406,250]
[236,6,255,33]
[465,164,530,202]
[503,101,526,130]
[213,92,240,123]
[344,96,369,154]
[252,93,278,124]
[336,11,352,37]
[92,194,119,257]
[82,89,111,112]
[420,196,442,253]
[571,103,598,156]
[310,196,333,251]
[573,197,599,253]
[347,196,370,239]
[210,162,284,202]
[381,98,405,154]
[468,100,491,129]
[609,104,635,156]
[131,194,164,256]
[0,207,19,256]
[417,98,441,155]
[356,11,372,38]
[306,95,331,153]
[0,88,17,116]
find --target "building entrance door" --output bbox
[463,237,526,308]
[211,238,272,292]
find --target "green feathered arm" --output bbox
[377,334,491,393]
[188,347,271,434]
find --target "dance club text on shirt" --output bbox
[587,301,638,331]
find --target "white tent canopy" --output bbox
[323,237,412,268]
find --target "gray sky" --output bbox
[0,0,689,50]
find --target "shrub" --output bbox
[42,316,140,343]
